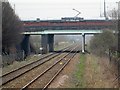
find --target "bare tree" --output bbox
[107,8,118,32]
[2,1,23,53]
[107,8,118,20]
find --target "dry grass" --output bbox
[84,54,117,88]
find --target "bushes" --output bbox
[89,30,117,56]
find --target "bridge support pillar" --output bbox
[82,33,85,53]
[41,34,49,54]
[41,34,54,54]
[48,34,54,52]
[21,34,31,57]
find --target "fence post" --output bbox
[118,60,120,87]
[22,50,25,60]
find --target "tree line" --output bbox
[89,8,119,57]
[89,30,117,56]
[2,1,23,54]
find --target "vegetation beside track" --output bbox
[72,54,117,88]
[74,54,86,88]
[84,54,117,88]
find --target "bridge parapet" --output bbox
[23,20,115,32]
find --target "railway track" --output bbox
[2,44,74,75]
[1,44,79,88]
[21,45,80,89]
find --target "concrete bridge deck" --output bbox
[22,30,102,35]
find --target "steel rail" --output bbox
[20,45,78,90]
[1,44,74,85]
[43,49,78,89]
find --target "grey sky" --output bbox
[8,0,119,20]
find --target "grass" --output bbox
[84,54,115,88]
[75,54,86,88]
[72,54,115,88]
[91,55,98,73]
[74,54,99,88]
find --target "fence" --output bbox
[109,55,120,87]
[1,50,25,67]
[117,59,120,86]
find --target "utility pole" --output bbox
[104,0,106,18]
[100,1,102,17]
[104,0,108,20]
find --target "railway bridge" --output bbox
[21,18,115,55]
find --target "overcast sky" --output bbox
[8,0,119,20]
